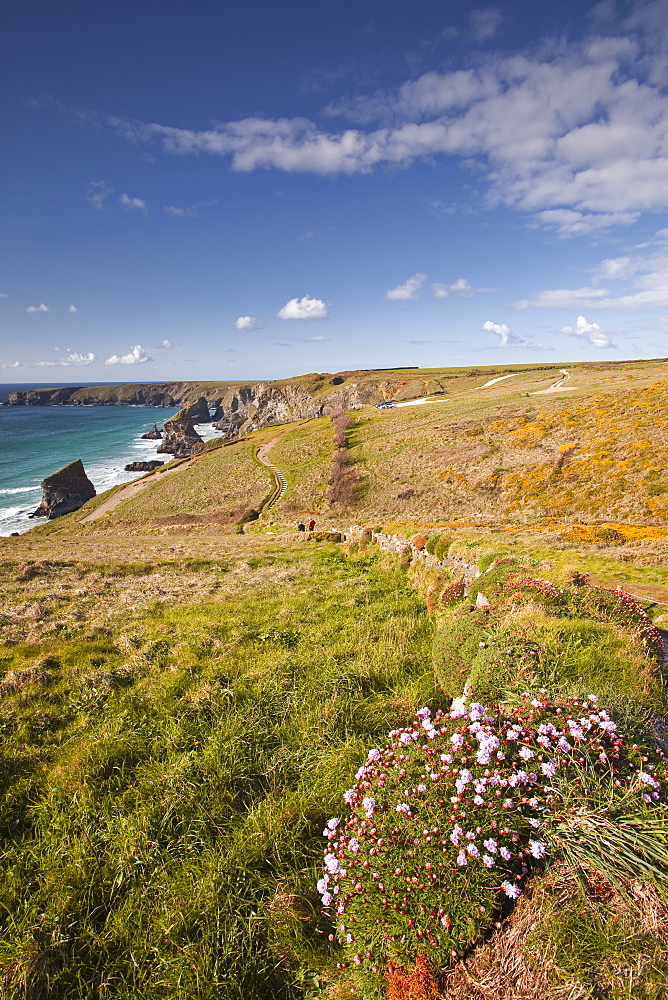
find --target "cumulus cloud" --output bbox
[26,303,49,313]
[277,295,329,319]
[235,315,260,330]
[104,344,152,365]
[482,319,526,346]
[87,180,113,209]
[0,361,22,369]
[98,12,668,233]
[561,314,613,347]
[449,278,474,296]
[119,193,147,213]
[159,339,173,349]
[386,273,426,300]
[35,351,97,367]
[68,304,78,313]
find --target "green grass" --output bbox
[0,546,435,999]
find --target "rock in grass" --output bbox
[29,459,96,520]
[124,460,164,472]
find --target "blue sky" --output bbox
[1,0,668,382]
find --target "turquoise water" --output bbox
[0,385,218,536]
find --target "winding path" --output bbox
[255,436,288,511]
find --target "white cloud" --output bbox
[561,314,612,348]
[104,344,152,365]
[482,319,526,346]
[277,295,329,319]
[386,273,426,301]
[68,304,78,313]
[0,361,22,369]
[87,180,113,209]
[432,283,449,298]
[514,239,668,310]
[103,14,668,232]
[119,193,147,214]
[0,293,8,299]
[449,278,473,296]
[159,339,173,349]
[164,205,196,217]
[235,315,259,330]
[35,351,97,367]
[26,303,49,313]
[532,209,640,237]
[469,6,503,42]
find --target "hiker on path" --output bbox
[297,522,306,532]
[308,519,316,531]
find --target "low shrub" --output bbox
[468,632,541,702]
[438,578,466,607]
[413,534,428,552]
[318,695,668,997]
[424,534,441,556]
[433,536,452,562]
[432,609,497,697]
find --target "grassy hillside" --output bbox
[1,357,668,999]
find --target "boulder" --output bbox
[141,424,162,439]
[29,459,96,519]
[157,407,204,458]
[124,460,164,472]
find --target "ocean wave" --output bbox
[0,485,40,495]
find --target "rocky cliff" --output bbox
[212,380,381,440]
[4,372,419,442]
[5,382,213,407]
[30,460,96,519]
[157,408,204,458]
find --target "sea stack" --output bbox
[157,407,204,458]
[141,424,162,439]
[30,459,96,519]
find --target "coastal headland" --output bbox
[2,356,668,998]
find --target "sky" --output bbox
[1,0,668,382]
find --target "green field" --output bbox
[2,359,668,999]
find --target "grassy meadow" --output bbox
[2,358,668,998]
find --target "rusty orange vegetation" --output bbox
[387,955,441,1000]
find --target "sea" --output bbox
[0,383,220,536]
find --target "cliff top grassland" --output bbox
[1,357,668,1000]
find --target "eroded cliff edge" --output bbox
[5,372,422,442]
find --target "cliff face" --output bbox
[5,374,395,442]
[30,460,96,519]
[213,381,380,439]
[157,408,204,458]
[5,383,211,407]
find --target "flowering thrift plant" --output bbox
[319,694,667,991]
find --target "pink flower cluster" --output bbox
[318,692,667,976]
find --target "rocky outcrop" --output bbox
[187,397,212,423]
[141,424,162,439]
[157,408,204,458]
[124,460,164,472]
[29,460,96,520]
[212,381,380,441]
